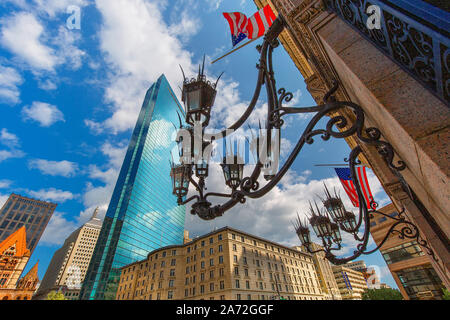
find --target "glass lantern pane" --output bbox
[188,90,201,111]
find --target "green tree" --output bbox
[362,288,403,300]
[46,291,66,300]
[443,288,450,300]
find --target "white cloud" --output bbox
[78,141,127,223]
[28,159,79,177]
[85,0,196,134]
[0,11,86,74]
[0,128,25,162]
[0,64,23,104]
[0,180,12,189]
[27,188,76,203]
[22,101,65,127]
[0,128,20,148]
[0,12,57,71]
[32,0,89,17]
[39,211,78,246]
[0,193,9,208]
[168,10,201,42]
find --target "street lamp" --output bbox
[170,14,437,265]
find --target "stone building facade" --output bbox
[116,227,325,300]
[370,203,446,299]
[332,265,368,300]
[296,244,342,299]
[0,227,39,300]
[253,0,449,289]
[33,209,102,300]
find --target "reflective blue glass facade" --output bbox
[80,75,186,300]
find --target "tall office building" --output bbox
[80,75,187,300]
[0,194,57,255]
[33,208,102,300]
[332,265,368,300]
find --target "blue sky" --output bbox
[0,0,398,289]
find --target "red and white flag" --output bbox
[245,5,277,39]
[223,5,277,47]
[334,167,374,208]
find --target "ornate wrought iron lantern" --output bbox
[221,155,245,190]
[171,14,437,265]
[170,163,191,204]
[180,57,221,127]
[341,211,357,231]
[322,185,346,223]
[294,215,311,247]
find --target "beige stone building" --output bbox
[332,265,368,300]
[370,203,446,300]
[252,0,449,290]
[33,208,102,300]
[342,260,380,289]
[116,227,325,300]
[296,244,341,299]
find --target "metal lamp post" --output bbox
[169,14,438,265]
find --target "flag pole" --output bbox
[211,37,261,64]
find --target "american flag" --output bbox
[222,11,249,46]
[223,5,277,47]
[334,167,374,208]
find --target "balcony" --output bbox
[325,0,450,104]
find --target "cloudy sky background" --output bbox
[0,0,396,288]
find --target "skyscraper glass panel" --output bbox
[0,194,56,255]
[80,75,186,300]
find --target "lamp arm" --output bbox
[203,15,287,141]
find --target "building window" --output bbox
[219,256,224,264]
[218,245,223,252]
[210,270,214,279]
[234,255,238,263]
[210,283,215,291]
[381,241,424,265]
[235,280,240,288]
[236,294,241,300]
[200,285,205,293]
[210,259,214,266]
[171,259,176,266]
[210,248,214,255]
[167,291,173,299]
[246,281,250,289]
[218,234,222,241]
[169,280,174,288]
[396,265,444,299]
[234,267,239,275]
[210,237,213,244]
[233,244,237,251]
[220,281,224,290]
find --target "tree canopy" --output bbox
[46,291,66,300]
[362,288,403,300]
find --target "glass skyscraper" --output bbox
[0,194,57,255]
[80,75,186,300]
